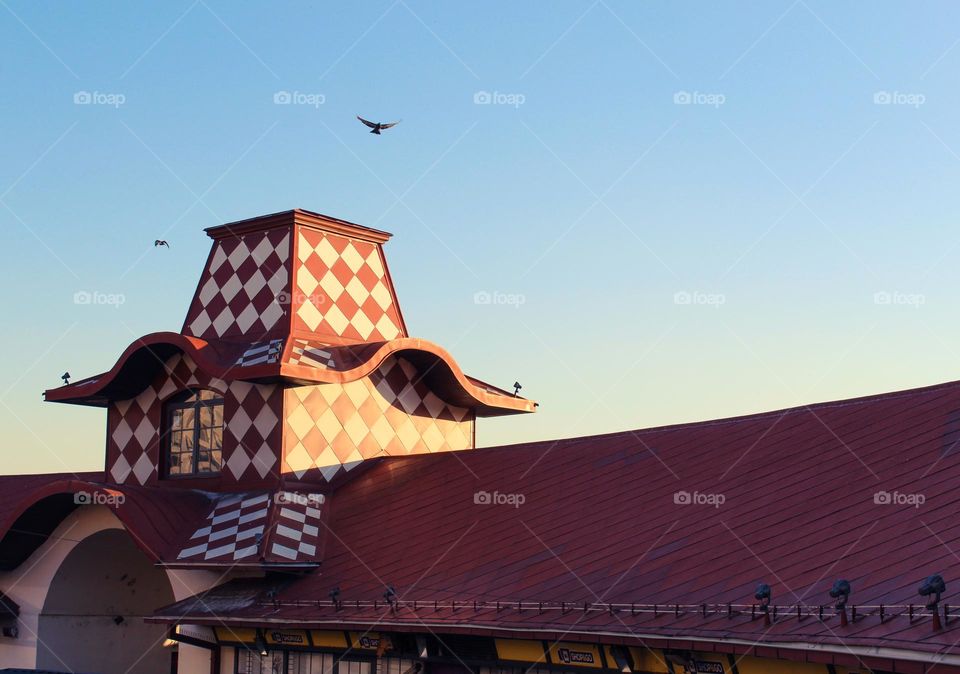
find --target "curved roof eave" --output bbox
[43,332,536,417]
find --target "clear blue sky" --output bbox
[3,1,960,474]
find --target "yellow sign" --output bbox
[494,639,547,663]
[265,629,309,647]
[349,632,392,652]
[213,627,256,644]
[310,630,348,648]
[548,642,603,669]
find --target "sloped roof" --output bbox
[156,378,960,659]
[42,332,534,416]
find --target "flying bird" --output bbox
[61,372,71,385]
[154,240,169,248]
[357,116,400,135]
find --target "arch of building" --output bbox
[0,502,227,674]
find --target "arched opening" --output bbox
[37,528,176,674]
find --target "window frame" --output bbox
[162,388,224,478]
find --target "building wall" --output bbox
[0,504,224,673]
[183,228,291,341]
[292,226,404,341]
[282,355,475,481]
[106,353,283,488]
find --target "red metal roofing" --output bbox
[156,378,960,658]
[42,332,534,417]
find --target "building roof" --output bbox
[153,377,960,659]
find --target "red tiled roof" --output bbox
[157,378,960,658]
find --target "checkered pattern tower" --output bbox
[46,209,535,494]
[182,209,407,344]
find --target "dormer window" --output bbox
[164,389,223,477]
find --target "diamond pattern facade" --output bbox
[183,229,290,340]
[282,355,475,481]
[293,228,404,341]
[107,354,281,486]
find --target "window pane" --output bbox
[213,404,224,426]
[180,408,195,430]
[200,405,213,427]
[180,451,194,474]
[170,410,183,431]
[210,427,223,450]
[209,448,222,472]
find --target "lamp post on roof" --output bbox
[829,579,851,626]
[919,574,946,631]
[754,583,772,626]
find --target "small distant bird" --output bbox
[61,372,71,385]
[357,116,401,135]
[154,240,169,248]
[513,382,522,397]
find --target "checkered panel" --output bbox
[282,356,475,481]
[107,353,226,486]
[288,339,336,369]
[235,339,284,367]
[293,228,404,342]
[184,229,290,340]
[177,493,271,561]
[224,381,282,482]
[268,496,325,561]
[106,353,279,487]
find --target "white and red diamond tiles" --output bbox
[268,496,324,561]
[293,228,404,342]
[287,339,336,369]
[177,492,325,563]
[224,381,282,483]
[184,229,290,340]
[177,493,270,561]
[282,355,474,481]
[107,353,281,487]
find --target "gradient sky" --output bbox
[3,1,960,475]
